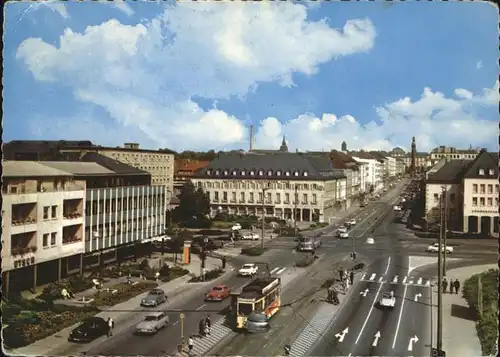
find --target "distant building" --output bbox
[429,146,479,166]
[173,159,211,200]
[341,141,347,152]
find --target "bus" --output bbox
[229,277,281,330]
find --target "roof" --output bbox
[462,150,499,179]
[193,152,346,180]
[79,152,150,176]
[349,151,378,160]
[3,161,74,178]
[41,161,115,175]
[174,159,210,175]
[426,160,473,183]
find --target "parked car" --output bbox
[205,284,231,301]
[245,312,270,333]
[426,243,453,253]
[231,223,242,231]
[68,317,109,343]
[141,288,167,307]
[242,232,259,240]
[365,237,375,244]
[337,226,348,234]
[238,263,259,276]
[135,312,169,335]
[379,292,396,309]
[347,218,357,226]
[339,232,349,239]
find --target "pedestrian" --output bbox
[454,279,460,294]
[339,268,344,282]
[188,335,194,355]
[107,317,114,337]
[204,322,209,337]
[342,279,348,294]
[449,279,454,294]
[198,318,206,337]
[349,270,354,285]
[442,278,448,293]
[222,257,227,269]
[205,314,211,335]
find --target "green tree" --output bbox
[173,181,211,228]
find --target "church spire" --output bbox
[279,135,289,152]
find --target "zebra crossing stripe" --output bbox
[276,267,287,275]
[190,318,233,356]
[392,276,399,284]
[402,277,407,284]
[378,276,384,283]
[369,273,376,281]
[417,277,423,285]
[361,273,366,280]
[425,280,431,286]
[270,267,280,274]
[408,278,414,285]
[291,303,338,356]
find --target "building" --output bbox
[325,150,362,209]
[191,152,347,223]
[424,149,499,236]
[349,152,380,193]
[174,159,211,196]
[2,161,86,296]
[4,140,175,203]
[429,146,479,166]
[395,159,406,176]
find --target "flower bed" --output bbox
[92,281,158,306]
[188,268,224,282]
[241,247,268,256]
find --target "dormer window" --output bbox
[241,171,246,176]
[206,169,211,175]
[258,170,264,176]
[215,170,220,175]
[276,171,281,176]
[303,171,308,177]
[294,171,299,176]
[232,170,237,176]
[250,171,255,176]
[489,169,494,175]
[223,170,228,175]
[267,170,273,176]
[479,169,485,175]
[285,171,290,176]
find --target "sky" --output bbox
[3,0,499,153]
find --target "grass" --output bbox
[211,221,233,229]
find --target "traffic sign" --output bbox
[180,313,185,319]
[431,348,446,357]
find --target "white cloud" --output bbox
[113,1,135,16]
[16,2,375,150]
[254,82,498,152]
[476,60,483,69]
[44,1,69,19]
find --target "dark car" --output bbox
[68,317,109,343]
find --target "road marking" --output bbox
[354,256,391,345]
[378,276,384,283]
[407,335,419,351]
[402,276,407,284]
[372,331,381,347]
[414,293,422,302]
[270,267,279,274]
[369,273,376,281]
[361,273,366,280]
[360,288,369,297]
[172,320,179,326]
[196,304,206,311]
[392,276,399,283]
[417,277,423,285]
[392,265,413,349]
[408,278,414,285]
[425,280,431,286]
[276,267,286,274]
[335,328,349,342]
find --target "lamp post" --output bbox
[441,185,448,277]
[293,186,298,237]
[261,184,270,249]
[437,186,444,352]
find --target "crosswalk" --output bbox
[270,266,287,275]
[181,317,233,356]
[360,272,433,287]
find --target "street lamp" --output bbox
[293,186,298,237]
[261,184,270,249]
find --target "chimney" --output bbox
[249,125,254,152]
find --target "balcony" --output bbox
[302,201,308,205]
[284,201,290,204]
[239,200,245,203]
[11,202,37,226]
[230,199,237,203]
[248,200,254,203]
[222,199,228,203]
[63,224,83,245]
[275,200,281,204]
[213,198,220,203]
[311,201,317,205]
[63,198,84,221]
[10,231,37,257]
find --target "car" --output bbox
[135,312,169,334]
[242,232,259,240]
[205,284,231,301]
[68,317,109,343]
[339,232,349,239]
[141,288,167,307]
[337,226,348,234]
[238,263,258,276]
[393,205,401,211]
[231,223,242,231]
[347,219,357,226]
[245,312,270,333]
[379,292,396,309]
[365,237,375,244]
[426,243,453,253]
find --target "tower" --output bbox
[341,141,347,152]
[279,135,289,152]
[249,125,254,151]
[410,136,416,173]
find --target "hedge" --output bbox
[462,268,498,356]
[92,281,158,306]
[241,247,268,256]
[189,268,224,282]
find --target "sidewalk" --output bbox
[11,255,231,356]
[431,264,497,357]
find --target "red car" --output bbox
[205,284,231,301]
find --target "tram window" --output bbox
[238,303,253,316]
[254,301,263,312]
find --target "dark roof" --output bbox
[462,150,499,179]
[193,152,346,180]
[79,152,150,176]
[426,160,473,183]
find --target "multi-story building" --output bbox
[4,140,175,204]
[389,146,430,170]
[327,151,362,208]
[429,146,479,166]
[191,152,347,223]
[350,152,379,193]
[424,150,499,236]
[2,161,86,296]
[174,159,210,197]
[395,159,406,176]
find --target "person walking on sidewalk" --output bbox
[107,317,114,337]
[453,279,460,294]
[339,268,344,282]
[442,278,448,293]
[349,270,354,285]
[188,335,194,355]
[449,279,454,293]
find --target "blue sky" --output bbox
[3,0,498,152]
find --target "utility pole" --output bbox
[179,313,185,357]
[261,184,270,249]
[443,187,448,277]
[437,188,444,352]
[294,186,298,237]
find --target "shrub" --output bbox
[278,227,298,237]
[189,268,224,282]
[159,264,171,277]
[67,275,94,293]
[93,281,158,306]
[241,247,268,256]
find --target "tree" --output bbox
[173,181,211,228]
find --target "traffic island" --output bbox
[241,247,268,256]
[188,268,225,282]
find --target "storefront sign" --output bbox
[14,256,35,268]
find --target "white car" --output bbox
[337,226,348,234]
[393,205,401,211]
[242,232,259,240]
[379,292,396,308]
[365,237,375,244]
[339,232,349,239]
[135,312,169,334]
[231,223,242,231]
[426,243,453,253]
[347,219,357,226]
[238,263,258,276]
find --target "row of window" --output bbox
[198,181,325,190]
[472,197,499,207]
[211,191,318,204]
[85,194,166,214]
[472,184,498,194]
[43,206,58,220]
[42,232,57,247]
[87,216,161,240]
[207,169,309,177]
